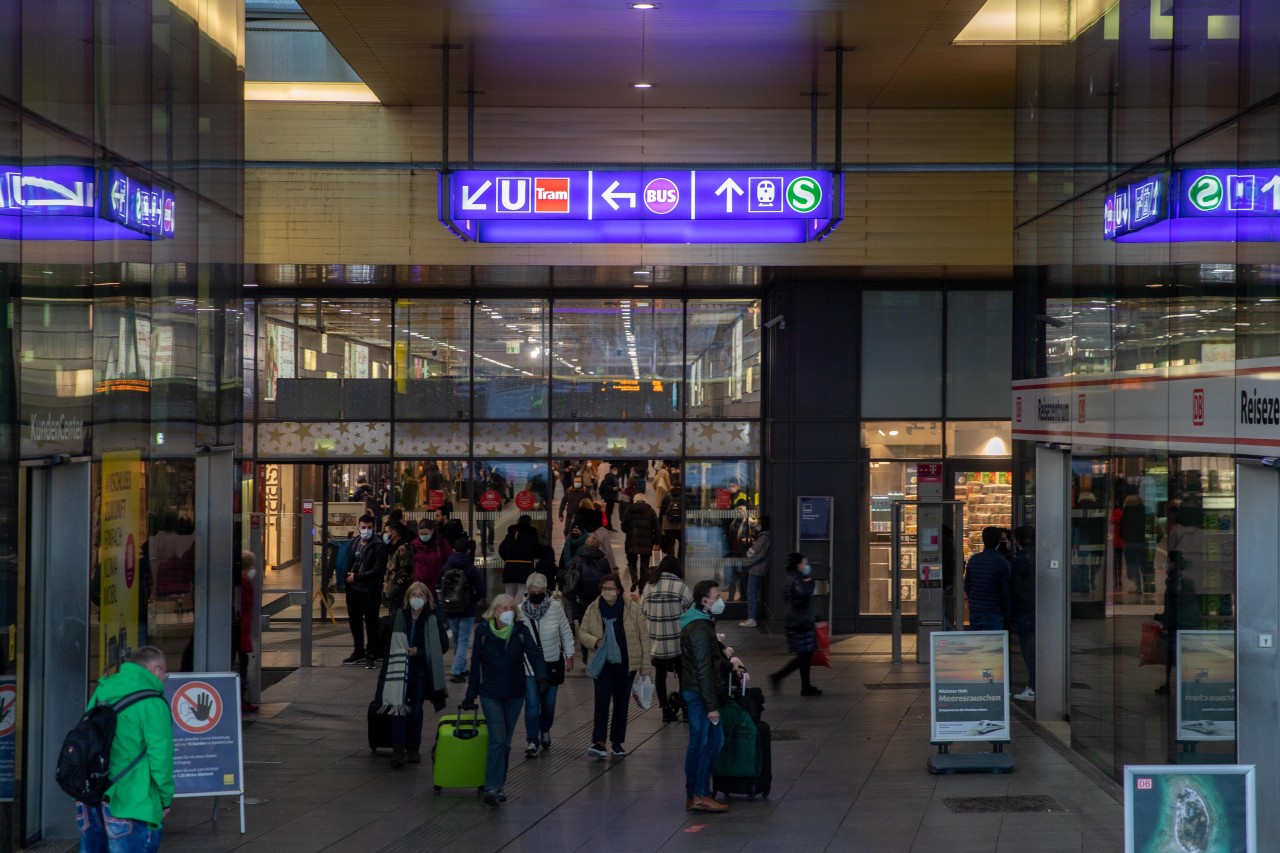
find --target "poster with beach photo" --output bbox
[929,630,1009,743]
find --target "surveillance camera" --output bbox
[763,315,786,330]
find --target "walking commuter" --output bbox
[679,581,731,813]
[569,535,612,633]
[376,582,449,768]
[578,573,652,759]
[411,518,453,591]
[573,498,605,540]
[439,540,486,684]
[76,646,173,853]
[641,553,693,723]
[1010,527,1036,701]
[599,465,620,530]
[344,514,388,666]
[653,462,672,510]
[739,516,771,628]
[622,493,660,594]
[659,482,685,558]
[499,514,541,600]
[519,574,574,757]
[723,505,752,602]
[559,476,591,535]
[1120,489,1149,593]
[964,526,1011,631]
[583,505,619,575]
[461,594,548,807]
[474,475,497,558]
[769,552,823,696]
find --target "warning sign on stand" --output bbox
[165,673,244,798]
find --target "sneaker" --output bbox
[390,746,405,769]
[1013,687,1036,701]
[541,733,552,751]
[586,744,608,759]
[662,709,680,723]
[801,685,824,697]
[768,674,783,695]
[525,742,541,758]
[483,790,500,807]
[342,653,365,666]
[449,673,467,683]
[241,701,259,713]
[407,747,421,764]
[738,619,757,628]
[610,743,627,757]
[497,790,508,803]
[365,657,377,669]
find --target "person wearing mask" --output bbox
[557,524,590,610]
[724,505,753,603]
[653,462,672,508]
[411,518,453,592]
[498,514,541,600]
[76,646,174,852]
[376,582,449,768]
[599,465,620,531]
[679,581,732,813]
[641,550,693,723]
[1010,527,1037,701]
[578,574,651,759]
[558,476,592,535]
[344,514,388,666]
[519,574,574,757]
[440,539,487,684]
[739,516,771,628]
[570,534,612,632]
[580,461,597,496]
[769,553,823,696]
[622,493,661,595]
[461,595,547,807]
[381,522,416,612]
[964,526,1012,632]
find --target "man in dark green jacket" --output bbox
[77,645,173,853]
[679,580,731,814]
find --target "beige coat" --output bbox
[578,597,653,676]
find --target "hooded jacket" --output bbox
[622,500,660,555]
[86,662,173,827]
[499,520,541,584]
[679,608,731,712]
[440,550,486,618]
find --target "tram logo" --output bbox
[534,178,570,213]
[1192,388,1205,426]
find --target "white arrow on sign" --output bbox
[461,180,492,211]
[715,178,744,212]
[601,180,637,211]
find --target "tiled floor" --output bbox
[160,630,1123,853]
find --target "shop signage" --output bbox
[427,489,446,510]
[1104,169,1280,243]
[478,489,502,512]
[439,169,841,243]
[1124,765,1256,853]
[103,168,177,239]
[0,164,176,240]
[514,490,537,511]
[798,497,832,541]
[98,451,144,676]
[929,630,1010,743]
[1176,631,1236,743]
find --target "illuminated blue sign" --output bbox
[1105,169,1280,243]
[1103,174,1167,240]
[103,169,177,238]
[0,165,175,241]
[0,166,96,217]
[440,169,841,243]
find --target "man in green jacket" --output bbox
[77,646,173,853]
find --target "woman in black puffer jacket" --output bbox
[769,552,823,697]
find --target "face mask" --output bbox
[420,533,432,543]
[574,482,583,489]
[409,597,426,612]
[382,533,391,544]
[708,598,726,616]
[246,568,258,580]
[529,592,546,604]
[600,590,619,604]
[801,565,812,577]
[498,610,515,627]
[359,528,373,540]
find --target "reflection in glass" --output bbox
[474,300,548,419]
[687,300,761,419]
[394,300,470,419]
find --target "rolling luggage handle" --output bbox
[453,705,483,740]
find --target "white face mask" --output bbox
[382,533,391,544]
[409,597,426,612]
[708,598,726,616]
[420,533,432,543]
[359,527,373,540]
[246,568,258,580]
[498,610,515,627]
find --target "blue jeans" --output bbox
[449,617,474,676]
[479,694,524,792]
[747,574,763,621]
[969,612,1004,631]
[524,675,559,744]
[681,690,725,799]
[392,663,427,747]
[77,802,163,853]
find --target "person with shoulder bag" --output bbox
[769,553,822,696]
[518,574,574,757]
[577,573,652,759]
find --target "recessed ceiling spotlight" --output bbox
[633,82,652,89]
[631,2,657,8]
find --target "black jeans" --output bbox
[653,655,681,711]
[625,551,652,591]
[346,589,381,657]
[592,662,635,746]
[773,650,812,689]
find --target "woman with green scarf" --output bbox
[461,594,548,806]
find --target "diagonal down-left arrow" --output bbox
[461,180,491,211]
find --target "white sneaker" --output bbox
[1014,687,1036,701]
[738,619,757,628]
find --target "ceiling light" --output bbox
[630,2,657,8]
[634,284,649,289]
[888,430,899,436]
[633,82,652,89]
[633,269,651,275]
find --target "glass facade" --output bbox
[1,2,243,846]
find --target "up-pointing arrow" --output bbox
[602,180,637,211]
[461,180,491,211]
[715,178,744,212]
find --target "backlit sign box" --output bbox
[0,165,175,241]
[1105,169,1280,243]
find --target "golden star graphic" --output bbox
[522,441,543,456]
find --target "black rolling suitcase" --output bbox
[713,718,772,800]
[367,699,395,752]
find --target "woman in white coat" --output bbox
[520,572,575,757]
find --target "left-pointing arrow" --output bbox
[461,180,492,211]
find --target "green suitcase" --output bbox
[433,709,488,793]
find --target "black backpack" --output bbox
[665,498,683,524]
[440,565,473,617]
[56,690,165,804]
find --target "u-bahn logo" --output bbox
[1188,175,1224,212]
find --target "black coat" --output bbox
[621,502,660,555]
[783,571,818,653]
[348,537,387,594]
[499,522,542,584]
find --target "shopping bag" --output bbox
[812,621,832,668]
[632,674,655,710]
[1139,619,1166,667]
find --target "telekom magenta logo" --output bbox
[644,178,679,214]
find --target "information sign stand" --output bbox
[926,630,1014,775]
[165,673,247,834]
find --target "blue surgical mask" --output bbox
[420,533,432,543]
[498,611,515,627]
[801,565,812,577]
[359,528,373,541]
[382,533,391,544]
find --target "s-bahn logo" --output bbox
[1192,388,1205,427]
[1077,394,1087,424]
[1188,175,1224,212]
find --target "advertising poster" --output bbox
[1125,765,1255,853]
[165,673,245,798]
[798,497,832,540]
[264,322,294,401]
[152,325,174,379]
[1177,630,1236,741]
[0,677,15,802]
[98,451,144,676]
[929,630,1010,742]
[345,342,370,379]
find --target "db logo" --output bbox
[1192,388,1205,426]
[1015,396,1022,423]
[1136,778,1153,790]
[1077,394,1087,424]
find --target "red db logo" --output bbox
[1192,388,1205,426]
[1137,778,1153,790]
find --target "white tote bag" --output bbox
[632,674,655,710]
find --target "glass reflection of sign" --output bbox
[439,169,841,243]
[0,164,176,240]
[1105,168,1280,243]
[103,169,176,239]
[1103,174,1167,240]
[0,165,95,216]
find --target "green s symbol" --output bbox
[1188,175,1223,212]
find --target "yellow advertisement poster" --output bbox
[99,451,144,675]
